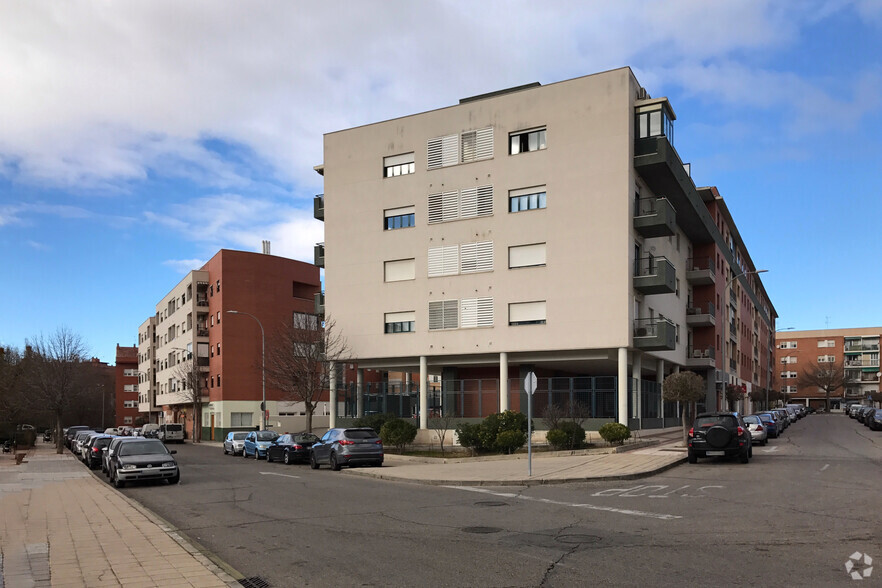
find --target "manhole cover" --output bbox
[556,534,602,545]
[462,526,504,534]
[474,501,509,507]
[239,577,271,588]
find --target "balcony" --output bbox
[685,257,716,285]
[197,329,209,338]
[685,346,716,370]
[729,321,738,342]
[314,291,325,316]
[633,256,676,295]
[686,301,716,328]
[314,194,324,221]
[196,296,208,307]
[633,197,676,238]
[634,134,715,245]
[197,357,209,367]
[314,242,325,268]
[633,318,676,351]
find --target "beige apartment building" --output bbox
[775,327,881,409]
[317,67,776,430]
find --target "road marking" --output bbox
[444,486,682,520]
[591,484,722,499]
[259,471,300,479]
[761,446,780,453]
[820,464,830,472]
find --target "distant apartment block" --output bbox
[317,67,776,431]
[774,327,881,409]
[136,249,321,439]
[114,345,139,427]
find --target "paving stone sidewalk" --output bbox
[0,443,238,588]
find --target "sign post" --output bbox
[525,371,537,477]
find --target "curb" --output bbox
[342,455,688,487]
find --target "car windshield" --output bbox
[743,416,760,424]
[118,441,169,456]
[256,432,278,441]
[694,416,737,428]
[233,433,248,440]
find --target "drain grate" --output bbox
[239,577,271,588]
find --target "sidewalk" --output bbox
[0,442,238,588]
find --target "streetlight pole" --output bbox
[227,310,266,431]
[721,269,768,413]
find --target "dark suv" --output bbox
[310,428,384,470]
[688,412,752,464]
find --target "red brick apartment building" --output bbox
[138,249,322,440]
[774,327,881,410]
[114,345,139,427]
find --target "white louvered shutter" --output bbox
[428,134,458,170]
[476,185,493,216]
[428,246,459,277]
[461,127,493,163]
[461,241,493,274]
[460,187,477,218]
[461,297,493,328]
[443,299,458,329]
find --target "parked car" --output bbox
[64,425,91,449]
[119,426,134,436]
[103,436,144,476]
[223,431,249,456]
[158,423,184,443]
[743,415,768,446]
[83,435,115,470]
[141,423,160,438]
[755,412,780,438]
[266,432,320,464]
[243,430,279,459]
[687,412,752,464]
[310,427,384,470]
[108,438,179,488]
[772,409,790,429]
[861,408,876,427]
[79,432,105,462]
[869,409,882,431]
[72,430,99,456]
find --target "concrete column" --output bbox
[633,352,643,423]
[617,347,628,426]
[419,356,428,430]
[657,359,665,421]
[329,361,337,429]
[499,352,509,412]
[356,369,364,418]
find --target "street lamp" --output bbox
[721,269,768,412]
[226,310,266,431]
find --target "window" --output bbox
[231,412,252,427]
[460,241,493,274]
[428,246,459,277]
[217,374,221,387]
[293,312,319,329]
[460,297,493,328]
[124,369,137,377]
[460,127,493,162]
[384,152,415,177]
[428,186,493,223]
[384,258,415,282]
[124,416,133,424]
[216,311,221,323]
[509,128,546,154]
[818,355,835,363]
[123,400,137,409]
[780,371,798,379]
[428,300,458,330]
[427,134,458,169]
[384,311,415,334]
[509,186,546,213]
[216,343,221,356]
[779,341,797,349]
[123,384,138,392]
[818,339,835,348]
[509,243,546,268]
[384,206,415,230]
[780,356,797,364]
[636,106,674,143]
[509,301,546,325]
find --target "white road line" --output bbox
[443,486,683,520]
[761,446,780,453]
[259,471,300,479]
[820,464,830,472]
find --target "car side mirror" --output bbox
[169,450,177,455]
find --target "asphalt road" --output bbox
[118,414,882,587]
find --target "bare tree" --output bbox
[663,371,706,446]
[797,358,854,413]
[429,411,458,455]
[266,314,349,433]
[173,354,207,442]
[25,328,89,454]
[0,346,28,426]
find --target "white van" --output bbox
[141,423,160,438]
[158,423,184,444]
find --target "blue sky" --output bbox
[1,0,881,364]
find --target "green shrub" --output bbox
[547,421,586,450]
[454,423,482,454]
[379,418,418,452]
[598,422,631,445]
[495,429,527,454]
[353,412,397,435]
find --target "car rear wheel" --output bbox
[330,453,340,471]
[284,451,291,465]
[739,449,749,464]
[266,451,273,463]
[309,453,319,469]
[687,449,698,464]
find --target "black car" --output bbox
[108,438,179,488]
[83,435,115,470]
[688,412,752,464]
[266,433,320,464]
[64,425,91,449]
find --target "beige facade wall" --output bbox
[324,68,674,368]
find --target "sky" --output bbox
[1,0,881,364]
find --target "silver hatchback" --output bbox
[743,415,768,446]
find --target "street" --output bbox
[120,414,882,587]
